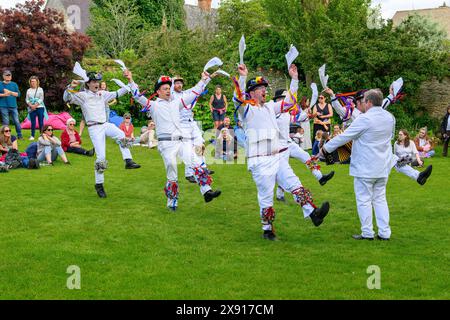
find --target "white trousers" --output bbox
[158,139,211,195]
[394,164,419,181]
[354,177,391,239]
[288,142,322,180]
[248,152,314,231]
[88,123,132,184]
[180,121,205,177]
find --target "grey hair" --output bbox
[364,89,384,107]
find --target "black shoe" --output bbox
[28,158,40,169]
[185,176,197,183]
[319,171,335,186]
[309,202,330,227]
[352,234,374,241]
[207,170,215,175]
[125,159,141,169]
[262,230,277,241]
[95,183,107,198]
[276,196,286,202]
[204,189,221,202]
[86,148,95,157]
[376,235,390,241]
[417,165,432,185]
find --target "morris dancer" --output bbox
[233,64,330,241]
[171,76,213,184]
[130,72,221,211]
[63,65,141,198]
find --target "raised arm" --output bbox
[129,82,153,112]
[102,70,133,102]
[272,64,299,115]
[233,64,248,117]
[381,85,395,110]
[178,72,211,110]
[63,80,86,106]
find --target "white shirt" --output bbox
[447,116,450,131]
[26,87,45,108]
[324,107,397,178]
[64,87,128,124]
[172,87,198,123]
[234,77,299,157]
[131,80,207,139]
[394,141,418,159]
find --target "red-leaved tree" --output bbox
[0,0,90,111]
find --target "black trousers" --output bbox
[443,130,450,156]
[66,146,88,155]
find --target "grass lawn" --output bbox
[1,129,449,300]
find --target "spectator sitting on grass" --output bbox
[61,118,94,157]
[139,120,158,148]
[312,130,323,156]
[37,125,70,165]
[119,112,136,141]
[414,127,435,159]
[0,125,39,169]
[292,126,304,146]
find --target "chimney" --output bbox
[198,0,212,12]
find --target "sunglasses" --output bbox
[69,123,75,126]
[46,129,53,132]
[3,129,11,133]
[319,96,325,99]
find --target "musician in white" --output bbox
[322,89,397,240]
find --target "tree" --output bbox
[88,0,146,57]
[0,0,90,110]
[92,0,186,30]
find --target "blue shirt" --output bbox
[0,81,20,108]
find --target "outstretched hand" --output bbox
[201,71,210,82]
[324,88,334,96]
[238,64,248,77]
[289,64,298,80]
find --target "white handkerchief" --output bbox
[216,69,231,78]
[285,44,299,69]
[239,35,246,65]
[310,83,318,107]
[318,64,329,89]
[111,79,131,92]
[73,62,89,82]
[114,59,127,71]
[204,57,223,72]
[392,77,403,96]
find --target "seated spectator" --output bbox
[292,127,304,146]
[217,117,237,158]
[0,125,18,155]
[139,120,158,148]
[0,125,39,169]
[61,118,94,156]
[394,129,432,185]
[233,120,246,149]
[37,125,70,165]
[312,130,323,156]
[414,127,435,158]
[119,112,136,140]
[215,127,234,161]
[319,132,339,164]
[332,124,342,138]
[217,117,232,131]
[394,129,422,167]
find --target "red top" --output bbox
[120,123,134,138]
[61,129,82,151]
